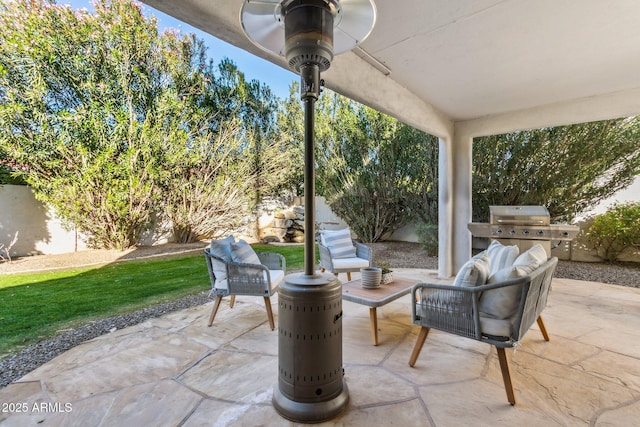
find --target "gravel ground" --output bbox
[0,241,637,388]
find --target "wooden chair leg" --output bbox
[408,327,430,367]
[369,308,379,346]
[264,297,275,330]
[229,295,236,308]
[496,347,516,405]
[537,315,550,341]
[208,295,223,327]
[347,272,352,281]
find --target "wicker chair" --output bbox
[204,248,286,330]
[409,257,558,405]
[318,228,372,281]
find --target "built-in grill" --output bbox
[468,205,580,257]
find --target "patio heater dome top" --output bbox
[240,0,376,72]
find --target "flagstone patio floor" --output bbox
[1,268,639,426]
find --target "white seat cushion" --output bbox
[267,270,285,290]
[217,269,284,292]
[479,314,514,338]
[331,257,370,270]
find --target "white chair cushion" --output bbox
[267,270,285,290]
[321,228,357,259]
[453,252,490,287]
[231,239,261,265]
[479,314,514,338]
[218,270,284,292]
[210,258,229,290]
[210,236,235,289]
[486,240,519,276]
[331,257,370,270]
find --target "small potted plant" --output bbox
[377,261,393,284]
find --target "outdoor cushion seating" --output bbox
[204,236,286,330]
[318,228,372,281]
[409,242,558,405]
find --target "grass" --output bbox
[0,244,306,358]
[252,243,308,270]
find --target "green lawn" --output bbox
[0,244,306,358]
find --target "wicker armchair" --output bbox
[204,248,286,330]
[409,257,558,405]
[318,235,372,281]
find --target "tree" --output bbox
[274,83,306,196]
[0,0,289,247]
[0,0,167,249]
[312,91,438,242]
[151,40,258,243]
[472,118,640,222]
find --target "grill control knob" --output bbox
[562,231,569,237]
[496,229,503,235]
[537,230,545,236]
[509,229,516,235]
[522,230,530,235]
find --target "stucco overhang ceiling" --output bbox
[142,0,640,137]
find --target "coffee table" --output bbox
[342,276,417,346]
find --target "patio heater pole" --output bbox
[301,62,320,276]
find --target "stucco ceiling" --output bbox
[142,0,640,137]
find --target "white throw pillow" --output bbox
[478,255,540,319]
[486,240,519,276]
[231,239,261,265]
[453,252,490,287]
[210,235,235,262]
[321,228,357,259]
[513,243,547,267]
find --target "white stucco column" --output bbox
[451,132,473,273]
[437,136,453,278]
[438,132,472,277]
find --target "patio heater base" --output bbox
[273,379,349,423]
[273,272,349,423]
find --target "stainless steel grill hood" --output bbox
[469,205,580,257]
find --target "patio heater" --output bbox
[240,0,376,422]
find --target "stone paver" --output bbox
[1,272,639,426]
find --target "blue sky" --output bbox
[62,0,297,99]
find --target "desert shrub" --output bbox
[416,223,438,256]
[586,202,640,262]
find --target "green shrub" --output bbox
[416,223,439,256]
[586,202,640,263]
[0,165,27,185]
